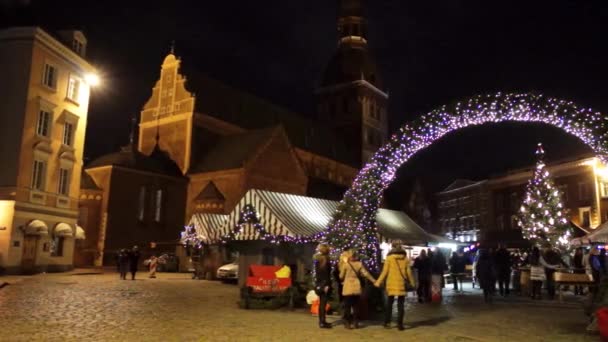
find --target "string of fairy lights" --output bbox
[181,92,608,271]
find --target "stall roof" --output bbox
[187,189,437,245]
[187,213,228,244]
[571,221,608,246]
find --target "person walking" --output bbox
[313,243,332,329]
[118,249,129,280]
[148,255,158,278]
[475,249,496,303]
[414,250,432,302]
[449,250,466,292]
[339,252,375,329]
[494,244,512,297]
[335,248,353,321]
[128,246,141,280]
[374,241,415,331]
[431,248,447,300]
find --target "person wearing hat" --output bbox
[374,240,415,330]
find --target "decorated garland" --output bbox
[324,93,608,270]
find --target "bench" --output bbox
[554,271,594,302]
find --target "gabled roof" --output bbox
[195,181,225,201]
[81,171,101,190]
[190,127,277,173]
[87,144,183,177]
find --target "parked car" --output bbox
[157,253,179,272]
[217,262,238,281]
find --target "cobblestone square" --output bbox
[0,271,597,341]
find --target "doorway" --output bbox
[21,235,38,274]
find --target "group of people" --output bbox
[116,246,141,280]
[313,241,415,331]
[411,248,448,303]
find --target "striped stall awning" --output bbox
[187,213,228,244]
[220,189,338,240]
[216,189,435,245]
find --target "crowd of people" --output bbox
[313,241,608,329]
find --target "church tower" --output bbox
[316,0,389,166]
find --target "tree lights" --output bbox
[517,143,572,249]
[326,92,608,270]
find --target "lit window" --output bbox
[36,110,51,137]
[154,189,163,222]
[67,77,80,102]
[601,183,608,198]
[42,64,57,89]
[137,186,146,221]
[31,160,46,191]
[62,122,74,146]
[58,168,70,196]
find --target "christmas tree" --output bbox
[517,143,572,249]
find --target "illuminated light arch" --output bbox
[324,92,608,269]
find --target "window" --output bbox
[58,168,70,196]
[137,186,146,221]
[36,110,51,137]
[601,182,608,198]
[51,236,64,257]
[67,77,80,102]
[62,122,74,146]
[578,182,590,201]
[154,189,163,222]
[42,63,57,89]
[31,160,46,191]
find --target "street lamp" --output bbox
[84,72,100,87]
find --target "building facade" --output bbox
[436,155,608,246]
[436,179,489,243]
[0,27,94,274]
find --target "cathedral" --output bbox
[77,0,389,266]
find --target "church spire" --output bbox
[337,0,367,47]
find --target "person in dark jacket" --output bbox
[118,249,129,280]
[542,246,566,300]
[128,246,140,280]
[413,250,432,303]
[572,248,585,295]
[431,249,447,295]
[494,244,512,297]
[314,243,332,329]
[475,249,496,303]
[449,251,466,291]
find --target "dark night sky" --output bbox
[2,0,607,207]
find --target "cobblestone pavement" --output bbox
[0,271,597,342]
